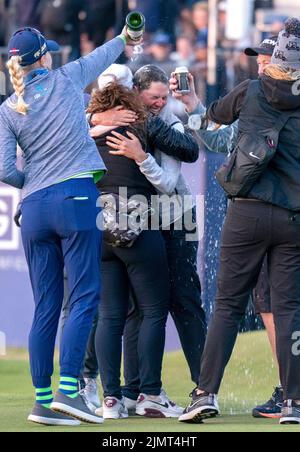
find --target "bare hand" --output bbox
[106,130,147,163]
[91,106,138,127]
[169,72,199,113]
[90,125,115,138]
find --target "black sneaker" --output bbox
[280,400,300,425]
[179,389,220,423]
[252,387,283,419]
[51,392,104,424]
[28,403,81,426]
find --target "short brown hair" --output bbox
[133,65,168,92]
[87,82,148,146]
[87,82,147,122]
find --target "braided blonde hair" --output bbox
[6,56,30,115]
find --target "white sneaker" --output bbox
[136,391,184,418]
[160,389,184,416]
[81,378,101,410]
[124,397,137,414]
[101,397,129,420]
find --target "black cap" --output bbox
[244,36,278,57]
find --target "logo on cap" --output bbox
[262,39,277,47]
[34,43,47,59]
[9,48,19,54]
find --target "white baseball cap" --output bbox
[98,64,134,90]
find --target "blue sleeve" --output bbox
[61,37,125,90]
[0,110,25,189]
[197,121,239,154]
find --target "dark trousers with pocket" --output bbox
[21,179,102,388]
[95,230,170,400]
[252,256,272,315]
[122,209,207,400]
[199,199,300,401]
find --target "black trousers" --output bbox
[95,230,169,399]
[199,199,300,400]
[122,209,207,400]
[253,256,271,315]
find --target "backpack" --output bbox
[215,109,292,198]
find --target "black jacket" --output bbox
[95,126,155,199]
[207,76,300,211]
[95,116,199,198]
[146,115,199,163]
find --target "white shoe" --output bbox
[160,389,184,416]
[124,397,137,413]
[82,378,101,410]
[136,391,184,418]
[100,397,129,420]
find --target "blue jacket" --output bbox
[0,36,125,199]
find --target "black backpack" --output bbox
[215,110,293,198]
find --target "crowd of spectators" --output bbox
[0,1,292,104]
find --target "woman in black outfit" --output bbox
[180,18,300,425]
[88,77,199,420]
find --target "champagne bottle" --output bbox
[126,11,146,41]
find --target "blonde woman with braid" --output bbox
[0,26,139,427]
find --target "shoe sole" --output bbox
[280,417,300,425]
[179,407,220,423]
[136,408,181,419]
[51,402,104,424]
[252,411,282,420]
[27,414,81,427]
[103,414,129,420]
[102,408,129,420]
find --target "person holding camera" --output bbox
[177,18,300,425]
[170,36,286,420]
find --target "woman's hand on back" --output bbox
[90,125,115,138]
[91,106,138,127]
[106,130,147,163]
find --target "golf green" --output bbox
[0,332,299,432]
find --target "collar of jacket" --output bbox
[25,68,49,84]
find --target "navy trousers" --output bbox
[21,179,102,388]
[61,272,99,384]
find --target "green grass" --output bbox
[0,331,299,432]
